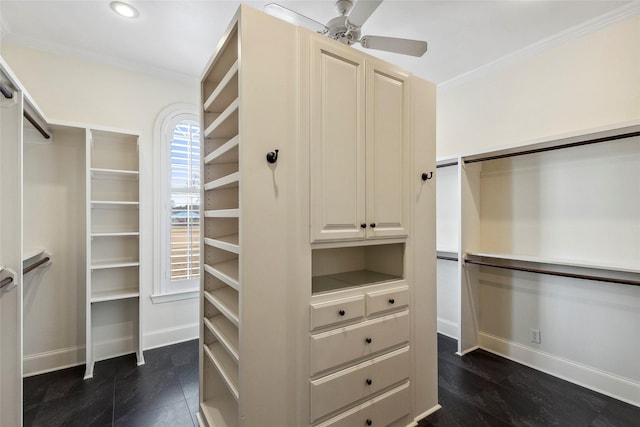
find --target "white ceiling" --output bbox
[0,1,635,85]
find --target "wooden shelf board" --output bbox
[204,260,239,290]
[204,315,239,362]
[91,260,139,270]
[204,209,239,218]
[204,171,239,191]
[91,232,140,237]
[91,289,139,303]
[204,287,239,327]
[90,168,139,180]
[204,234,239,254]
[204,135,239,165]
[203,60,239,113]
[203,342,239,401]
[91,200,139,206]
[200,397,238,427]
[204,98,239,139]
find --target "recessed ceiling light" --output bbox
[110,1,139,18]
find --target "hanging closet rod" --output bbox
[465,258,640,287]
[437,255,459,262]
[23,256,50,275]
[23,110,51,140]
[436,160,458,168]
[0,276,13,289]
[464,131,640,164]
[0,82,13,99]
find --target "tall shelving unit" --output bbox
[85,128,143,379]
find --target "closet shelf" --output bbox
[203,60,239,113]
[204,287,239,327]
[204,172,239,191]
[91,232,140,237]
[437,250,459,262]
[90,168,139,180]
[204,98,239,139]
[204,235,240,254]
[204,209,239,218]
[204,260,240,290]
[200,397,238,427]
[91,288,139,303]
[204,315,240,362]
[91,260,140,270]
[204,135,239,165]
[203,342,239,401]
[91,200,140,207]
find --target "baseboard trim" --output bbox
[413,404,441,424]
[436,318,458,340]
[23,345,85,377]
[479,332,640,408]
[144,322,199,350]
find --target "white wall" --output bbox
[2,42,200,374]
[436,14,640,405]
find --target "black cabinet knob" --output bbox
[388,298,395,304]
[370,223,376,228]
[366,378,372,385]
[366,420,373,426]
[365,337,372,344]
[360,223,367,229]
[338,310,345,316]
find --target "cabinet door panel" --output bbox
[366,62,410,238]
[310,38,366,242]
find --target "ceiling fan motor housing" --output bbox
[326,15,360,44]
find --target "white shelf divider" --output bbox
[204,287,239,327]
[203,60,239,112]
[204,235,239,254]
[91,289,140,303]
[203,342,240,401]
[204,172,239,191]
[204,209,239,218]
[204,315,240,362]
[204,260,239,291]
[204,135,239,165]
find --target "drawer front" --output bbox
[310,311,409,375]
[315,382,410,427]
[310,346,410,421]
[366,285,409,316]
[311,295,365,331]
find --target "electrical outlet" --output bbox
[530,328,541,344]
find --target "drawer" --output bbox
[310,295,365,331]
[310,346,410,421]
[315,382,410,427]
[310,311,409,375]
[365,285,409,316]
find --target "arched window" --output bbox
[152,104,200,302]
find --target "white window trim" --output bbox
[152,103,200,304]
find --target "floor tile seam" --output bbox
[111,375,116,427]
[113,393,189,421]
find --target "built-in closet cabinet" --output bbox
[85,129,143,379]
[310,37,410,243]
[199,5,437,427]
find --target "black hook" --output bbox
[421,171,433,181]
[266,149,279,164]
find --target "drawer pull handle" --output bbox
[361,223,367,229]
[388,298,395,304]
[365,337,372,344]
[366,420,373,426]
[366,378,372,385]
[370,223,376,228]
[338,310,346,316]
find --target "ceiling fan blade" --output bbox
[265,3,327,33]
[360,35,428,57]
[347,0,383,27]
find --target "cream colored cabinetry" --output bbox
[85,129,143,379]
[310,38,410,243]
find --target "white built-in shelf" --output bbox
[91,288,139,303]
[466,252,640,275]
[203,60,239,113]
[437,250,459,261]
[204,235,240,254]
[91,260,140,270]
[204,209,240,218]
[204,260,240,290]
[90,168,139,180]
[204,287,239,327]
[204,135,239,165]
[204,172,239,191]
[199,398,238,427]
[204,315,240,362]
[91,200,140,207]
[91,232,140,237]
[203,342,239,401]
[204,98,239,139]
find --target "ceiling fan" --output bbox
[265,0,428,57]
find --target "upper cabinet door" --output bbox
[310,37,366,242]
[366,60,410,239]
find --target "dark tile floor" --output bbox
[24,335,640,426]
[420,334,640,427]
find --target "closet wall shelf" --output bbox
[464,252,640,286]
[204,235,240,254]
[203,172,239,191]
[204,260,240,290]
[91,289,139,303]
[204,135,239,165]
[204,98,239,139]
[203,342,240,401]
[204,315,240,362]
[91,201,140,207]
[203,60,239,113]
[204,209,239,218]
[91,232,140,237]
[436,250,458,262]
[199,398,238,427]
[204,288,240,327]
[91,260,140,270]
[90,168,139,179]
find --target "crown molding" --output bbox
[1,32,199,84]
[438,1,640,92]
